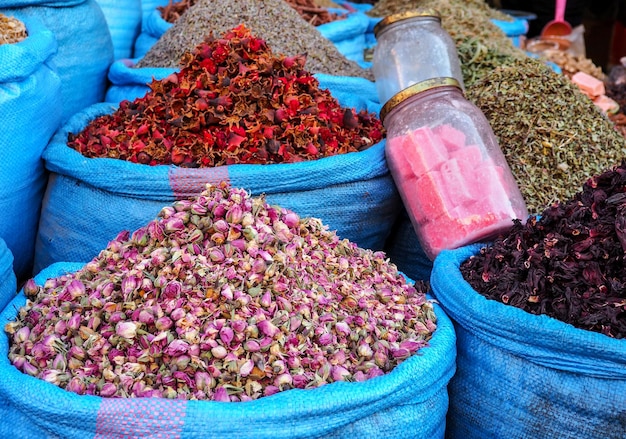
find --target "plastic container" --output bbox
[380,77,528,260]
[372,9,464,105]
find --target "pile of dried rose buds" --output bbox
[67,24,384,167]
[5,182,436,401]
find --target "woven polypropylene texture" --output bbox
[318,8,369,64]
[36,75,399,272]
[431,244,626,439]
[3,0,113,122]
[0,239,17,313]
[0,14,62,281]
[95,0,142,60]
[0,262,456,438]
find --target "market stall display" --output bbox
[1,0,625,436]
[35,26,399,274]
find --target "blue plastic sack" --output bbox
[318,8,370,64]
[106,61,382,113]
[95,0,142,60]
[2,0,114,122]
[133,6,171,59]
[0,262,455,438]
[35,80,397,271]
[431,243,626,439]
[383,208,433,283]
[139,0,169,27]
[490,17,529,48]
[0,14,63,281]
[105,58,176,103]
[0,239,17,314]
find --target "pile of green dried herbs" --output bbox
[0,13,27,45]
[466,57,626,213]
[137,0,371,79]
[456,36,525,87]
[368,0,518,55]
[461,161,626,339]
[68,25,384,167]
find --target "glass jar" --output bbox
[381,77,528,260]
[372,9,464,105]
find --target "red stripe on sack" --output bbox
[169,166,231,199]
[95,398,187,438]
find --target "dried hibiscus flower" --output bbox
[67,24,384,167]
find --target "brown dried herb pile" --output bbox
[466,57,626,213]
[158,0,344,27]
[68,25,384,167]
[0,13,27,45]
[6,182,437,400]
[158,0,197,23]
[137,0,371,79]
[285,0,345,26]
[461,161,626,339]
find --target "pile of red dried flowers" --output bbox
[5,182,436,401]
[461,161,626,339]
[67,24,384,167]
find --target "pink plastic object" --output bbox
[381,78,528,260]
[541,0,572,38]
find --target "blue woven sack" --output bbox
[133,6,170,59]
[318,8,370,64]
[105,58,176,103]
[431,243,626,439]
[383,208,432,283]
[138,0,169,28]
[2,0,113,122]
[0,239,17,314]
[490,17,529,48]
[0,14,62,281]
[0,262,455,439]
[35,76,398,272]
[95,0,142,60]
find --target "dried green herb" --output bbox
[0,13,27,45]
[137,0,371,79]
[368,0,518,55]
[68,25,384,167]
[456,37,525,87]
[466,57,626,213]
[461,161,626,339]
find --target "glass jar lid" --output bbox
[373,9,441,37]
[379,77,462,123]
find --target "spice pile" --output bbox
[455,37,525,87]
[368,0,519,56]
[0,13,27,45]
[466,57,626,213]
[285,0,344,26]
[158,0,197,23]
[158,0,344,27]
[68,25,384,167]
[5,182,437,401]
[137,0,371,79]
[538,49,605,80]
[460,161,626,339]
